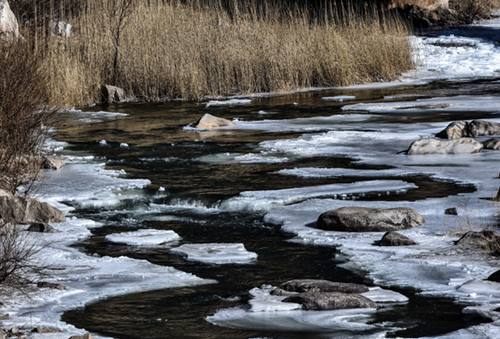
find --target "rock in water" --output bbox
[316,207,424,232]
[0,189,65,225]
[102,85,128,104]
[42,156,65,170]
[483,139,500,150]
[445,208,458,215]
[27,223,56,233]
[0,0,20,42]
[436,121,468,139]
[195,113,234,130]
[467,120,500,138]
[455,230,500,256]
[283,292,376,311]
[407,138,483,155]
[280,279,369,294]
[487,270,500,283]
[374,231,417,246]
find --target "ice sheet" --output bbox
[105,229,181,247]
[171,243,258,264]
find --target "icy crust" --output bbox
[105,229,181,247]
[170,243,258,264]
[322,95,356,102]
[1,155,213,337]
[342,95,500,113]
[207,285,406,334]
[205,98,252,107]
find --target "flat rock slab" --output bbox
[374,231,417,246]
[316,207,424,232]
[279,279,369,294]
[283,292,377,311]
[407,138,483,155]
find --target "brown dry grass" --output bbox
[28,0,413,106]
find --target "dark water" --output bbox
[54,77,500,338]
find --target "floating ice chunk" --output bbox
[105,229,181,247]
[322,95,356,102]
[277,167,408,178]
[171,243,257,264]
[362,287,409,304]
[120,143,129,148]
[206,99,252,107]
[99,139,107,145]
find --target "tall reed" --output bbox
[32,0,413,106]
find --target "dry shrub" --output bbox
[0,42,53,193]
[451,0,499,24]
[34,0,412,105]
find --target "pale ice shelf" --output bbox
[171,243,258,264]
[105,229,181,247]
[205,98,252,107]
[322,95,357,102]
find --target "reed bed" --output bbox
[33,0,413,106]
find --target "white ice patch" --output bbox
[171,243,257,265]
[105,229,181,247]
[205,99,252,107]
[362,287,409,304]
[196,152,289,164]
[277,167,409,178]
[322,95,357,102]
[343,96,500,113]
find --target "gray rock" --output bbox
[70,333,93,339]
[28,223,56,233]
[455,230,500,256]
[32,326,61,334]
[407,138,483,155]
[316,207,424,232]
[42,156,65,170]
[467,120,500,138]
[495,188,500,202]
[487,270,500,283]
[445,208,458,215]
[374,231,417,246]
[0,0,20,42]
[195,113,234,130]
[436,121,468,139]
[37,281,65,290]
[283,292,376,311]
[0,189,65,225]
[280,279,369,294]
[102,85,128,104]
[483,138,500,150]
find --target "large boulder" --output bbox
[374,231,417,246]
[316,207,424,232]
[195,113,234,130]
[0,190,65,225]
[0,0,20,42]
[436,121,468,140]
[483,139,500,151]
[279,279,369,294]
[467,120,500,138]
[455,230,500,256]
[407,138,483,155]
[283,292,376,311]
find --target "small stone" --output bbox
[374,231,417,246]
[445,208,458,215]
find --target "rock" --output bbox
[51,21,72,38]
[495,188,500,202]
[37,281,65,290]
[316,207,424,232]
[374,231,417,246]
[283,292,376,311]
[102,85,128,104]
[69,333,93,339]
[455,230,500,256]
[445,207,458,215]
[388,0,449,11]
[32,326,61,334]
[27,223,56,233]
[407,138,483,155]
[487,270,500,283]
[436,121,468,139]
[42,156,65,170]
[467,120,500,138]
[0,0,20,42]
[0,328,5,339]
[0,189,65,225]
[483,138,500,150]
[280,279,369,294]
[195,113,234,130]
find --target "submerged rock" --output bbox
[487,270,500,283]
[283,292,376,311]
[436,121,468,139]
[0,0,20,42]
[455,230,500,256]
[374,231,417,246]
[407,138,483,155]
[316,207,424,232]
[102,85,128,104]
[0,189,65,225]
[445,207,458,215]
[483,138,500,150]
[195,113,234,130]
[280,279,369,294]
[467,120,500,138]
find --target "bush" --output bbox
[451,0,499,24]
